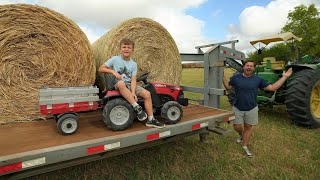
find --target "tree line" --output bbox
[247,4,320,63]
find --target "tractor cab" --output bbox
[250,32,302,74]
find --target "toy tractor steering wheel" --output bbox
[137,72,150,84]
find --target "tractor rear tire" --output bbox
[103,98,135,131]
[285,69,320,128]
[161,101,183,124]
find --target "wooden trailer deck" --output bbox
[0,104,231,157]
[0,104,233,178]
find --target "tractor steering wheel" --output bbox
[137,72,150,83]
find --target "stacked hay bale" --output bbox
[0,4,95,124]
[92,18,182,94]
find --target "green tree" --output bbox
[282,4,320,57]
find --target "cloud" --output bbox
[0,0,27,4]
[32,0,208,52]
[211,9,222,17]
[0,0,208,53]
[226,0,320,54]
[78,23,107,44]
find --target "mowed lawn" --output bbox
[29,68,320,179]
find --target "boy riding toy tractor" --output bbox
[101,72,188,131]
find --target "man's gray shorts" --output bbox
[115,81,145,96]
[232,106,259,125]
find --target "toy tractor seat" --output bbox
[105,74,117,91]
[261,57,285,70]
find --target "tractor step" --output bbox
[208,126,232,136]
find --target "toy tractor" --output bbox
[39,72,188,135]
[226,32,320,128]
[101,72,188,130]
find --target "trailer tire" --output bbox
[56,113,79,135]
[285,69,320,128]
[161,101,183,124]
[103,98,134,131]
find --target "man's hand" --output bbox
[265,67,294,92]
[283,68,293,78]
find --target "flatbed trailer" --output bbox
[0,104,233,179]
[0,40,243,179]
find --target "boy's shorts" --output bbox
[232,106,259,125]
[115,81,145,96]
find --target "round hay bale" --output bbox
[92,17,182,94]
[0,4,95,124]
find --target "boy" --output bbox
[98,38,165,128]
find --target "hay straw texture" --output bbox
[92,18,182,93]
[0,4,95,124]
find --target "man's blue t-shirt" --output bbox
[104,55,137,83]
[229,73,270,111]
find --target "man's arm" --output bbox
[98,64,121,79]
[223,75,233,90]
[264,68,293,91]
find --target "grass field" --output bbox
[29,68,320,179]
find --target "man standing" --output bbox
[223,60,292,157]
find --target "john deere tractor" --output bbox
[227,32,320,128]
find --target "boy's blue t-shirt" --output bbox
[229,73,270,111]
[104,55,137,83]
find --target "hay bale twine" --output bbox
[92,18,182,94]
[0,4,95,124]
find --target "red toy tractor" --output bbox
[39,73,188,135]
[101,72,188,131]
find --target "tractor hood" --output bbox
[250,32,302,45]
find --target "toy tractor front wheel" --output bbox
[161,101,183,124]
[56,113,79,135]
[103,98,135,131]
[285,69,320,128]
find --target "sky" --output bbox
[1,0,320,54]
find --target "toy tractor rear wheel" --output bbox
[285,69,320,128]
[103,98,134,131]
[56,113,79,135]
[161,101,183,124]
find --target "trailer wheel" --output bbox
[103,98,134,131]
[56,114,79,135]
[161,101,183,124]
[285,69,320,128]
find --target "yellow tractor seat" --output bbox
[261,57,285,70]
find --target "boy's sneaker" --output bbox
[146,118,165,129]
[236,136,243,143]
[242,146,253,157]
[134,105,147,121]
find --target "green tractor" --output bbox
[227,32,320,128]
